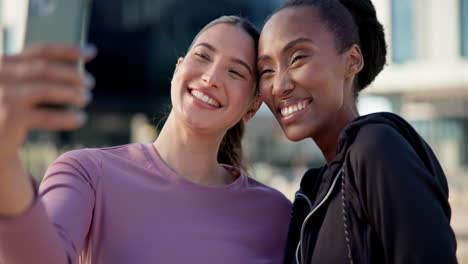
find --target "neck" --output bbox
[314,102,359,165]
[153,112,232,186]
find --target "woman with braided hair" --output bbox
[258,0,458,263]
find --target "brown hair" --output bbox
[188,16,260,170]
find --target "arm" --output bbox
[0,44,94,216]
[0,44,95,263]
[350,124,457,264]
[0,153,35,218]
[0,150,99,264]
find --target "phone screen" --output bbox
[24,0,93,110]
[25,0,92,47]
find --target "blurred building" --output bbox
[366,0,468,189]
[0,0,28,53]
[1,0,279,147]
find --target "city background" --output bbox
[1,0,468,262]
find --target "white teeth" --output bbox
[190,90,220,107]
[280,100,309,117]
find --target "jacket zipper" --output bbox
[295,167,344,264]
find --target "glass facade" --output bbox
[86,0,279,113]
[461,0,468,57]
[2,27,18,55]
[391,0,415,63]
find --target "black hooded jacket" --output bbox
[284,112,458,264]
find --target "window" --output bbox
[2,27,14,54]
[461,0,468,57]
[391,0,415,63]
[462,119,468,166]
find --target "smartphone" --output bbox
[24,0,93,110]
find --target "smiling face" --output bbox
[258,6,352,141]
[170,23,258,133]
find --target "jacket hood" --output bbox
[336,112,449,197]
[300,112,449,202]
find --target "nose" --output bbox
[272,71,294,97]
[202,63,222,89]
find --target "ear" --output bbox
[175,57,184,70]
[171,57,184,86]
[242,96,262,122]
[345,44,364,79]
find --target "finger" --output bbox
[0,60,94,88]
[0,82,90,115]
[14,43,97,63]
[19,82,92,108]
[25,109,87,131]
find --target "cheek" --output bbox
[316,75,346,114]
[171,71,180,89]
[259,89,275,111]
[171,65,187,89]
[294,60,342,92]
[170,65,193,106]
[291,58,328,85]
[323,64,347,102]
[231,83,255,110]
[173,60,200,82]
[259,80,273,102]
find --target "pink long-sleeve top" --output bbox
[0,143,292,264]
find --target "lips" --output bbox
[188,88,222,108]
[279,98,312,117]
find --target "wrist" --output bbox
[0,150,35,217]
[0,148,21,164]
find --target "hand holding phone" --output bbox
[0,44,95,154]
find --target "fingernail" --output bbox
[82,44,97,58]
[84,73,95,88]
[77,112,88,125]
[82,90,93,103]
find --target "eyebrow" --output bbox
[258,37,315,62]
[283,37,315,53]
[194,42,253,75]
[194,42,217,52]
[231,58,253,75]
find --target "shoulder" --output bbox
[43,148,104,189]
[92,143,149,161]
[343,122,440,201]
[65,143,154,167]
[45,143,147,185]
[53,148,102,172]
[54,143,143,166]
[245,176,292,210]
[345,122,428,191]
[348,123,416,166]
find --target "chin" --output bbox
[283,127,310,142]
[183,115,211,130]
